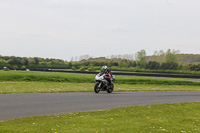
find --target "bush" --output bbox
[88,67,96,71]
[13,65,18,69]
[21,66,26,69]
[79,67,85,71]
[71,66,76,70]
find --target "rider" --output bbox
[100,66,112,86]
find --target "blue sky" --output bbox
[0,0,200,61]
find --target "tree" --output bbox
[119,60,127,67]
[130,61,137,67]
[158,50,164,56]
[146,61,160,69]
[8,59,14,64]
[161,62,179,70]
[68,62,72,68]
[0,59,7,67]
[20,58,28,65]
[34,57,39,64]
[136,49,147,67]
[165,49,180,63]
[28,58,36,64]
[153,51,158,56]
[52,60,59,65]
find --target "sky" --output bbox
[0,0,200,61]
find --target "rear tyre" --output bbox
[94,82,101,93]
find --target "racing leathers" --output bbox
[100,69,112,86]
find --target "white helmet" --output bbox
[102,66,108,70]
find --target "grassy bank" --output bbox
[109,67,200,75]
[1,71,200,86]
[1,102,200,132]
[1,82,200,93]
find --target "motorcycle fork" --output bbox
[98,82,102,89]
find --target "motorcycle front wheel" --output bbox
[107,84,114,93]
[94,82,101,93]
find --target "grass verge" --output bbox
[1,82,200,93]
[1,102,200,132]
[1,71,200,86]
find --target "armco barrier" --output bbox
[14,68,200,79]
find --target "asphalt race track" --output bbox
[1,91,200,121]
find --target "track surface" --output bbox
[1,91,200,121]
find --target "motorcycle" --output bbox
[94,73,115,93]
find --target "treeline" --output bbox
[0,49,200,72]
[0,56,69,69]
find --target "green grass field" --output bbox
[0,70,200,93]
[1,82,200,93]
[1,70,200,85]
[1,102,200,133]
[1,71,200,132]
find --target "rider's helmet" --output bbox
[102,66,108,73]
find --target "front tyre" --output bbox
[107,84,114,93]
[94,82,101,93]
